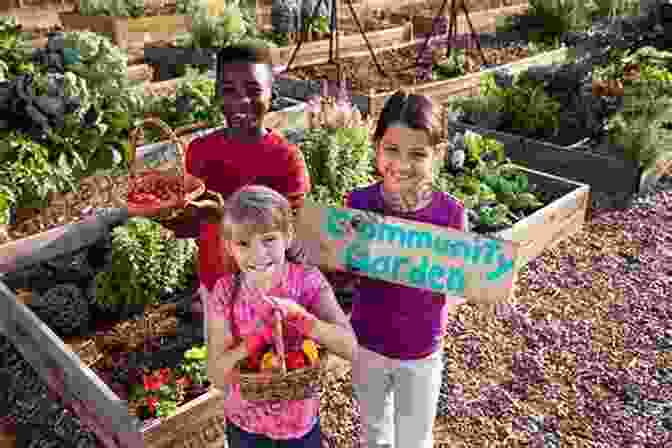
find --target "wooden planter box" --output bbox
[389,3,528,36]
[0,232,227,447]
[58,12,192,49]
[141,22,414,78]
[447,121,672,209]
[276,46,568,119]
[495,165,590,272]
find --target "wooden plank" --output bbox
[365,46,568,118]
[0,282,142,447]
[126,14,191,33]
[0,225,70,273]
[141,389,227,447]
[497,169,590,268]
[58,13,191,49]
[294,199,520,304]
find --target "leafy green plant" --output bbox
[0,16,36,78]
[438,131,545,231]
[94,217,196,307]
[260,31,290,47]
[432,50,466,80]
[304,15,329,33]
[40,31,145,175]
[141,72,225,139]
[0,133,79,210]
[605,84,672,168]
[77,0,145,17]
[176,0,249,49]
[450,72,561,138]
[176,0,205,15]
[0,184,16,226]
[526,0,590,45]
[588,0,640,19]
[175,345,208,386]
[301,126,376,207]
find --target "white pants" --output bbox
[352,345,444,448]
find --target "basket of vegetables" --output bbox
[127,118,221,222]
[235,307,328,402]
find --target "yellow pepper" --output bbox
[261,352,279,371]
[302,340,320,366]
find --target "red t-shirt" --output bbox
[174,129,310,291]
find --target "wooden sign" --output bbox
[294,200,518,304]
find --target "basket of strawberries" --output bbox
[235,309,329,402]
[126,118,223,222]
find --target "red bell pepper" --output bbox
[286,351,307,370]
[247,351,262,371]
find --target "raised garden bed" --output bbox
[0,220,231,447]
[445,48,672,209]
[58,10,192,49]
[279,44,567,117]
[141,22,414,81]
[389,2,528,36]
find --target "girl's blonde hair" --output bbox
[202,185,305,264]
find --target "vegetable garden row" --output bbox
[1,0,672,447]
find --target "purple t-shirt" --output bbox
[346,182,465,360]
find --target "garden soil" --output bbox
[286,44,529,94]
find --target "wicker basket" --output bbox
[127,117,210,222]
[236,346,329,402]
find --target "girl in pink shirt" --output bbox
[201,185,356,447]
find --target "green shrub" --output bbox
[300,127,376,207]
[94,218,196,307]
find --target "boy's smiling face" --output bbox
[218,62,272,132]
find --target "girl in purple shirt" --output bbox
[343,90,468,448]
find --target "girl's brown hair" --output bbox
[201,185,305,265]
[372,89,444,147]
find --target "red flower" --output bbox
[157,368,172,383]
[146,396,159,415]
[143,369,172,392]
[143,374,163,392]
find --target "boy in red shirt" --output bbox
[131,44,310,321]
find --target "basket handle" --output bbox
[272,309,287,375]
[128,117,187,178]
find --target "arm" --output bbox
[279,144,311,211]
[206,278,273,391]
[302,270,357,362]
[207,317,248,393]
[204,279,245,393]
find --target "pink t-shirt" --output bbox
[207,263,332,439]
